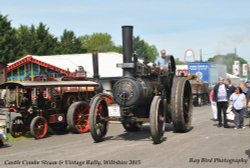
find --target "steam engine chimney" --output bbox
[122,26,134,77]
[92,50,100,79]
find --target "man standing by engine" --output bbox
[213,77,229,128]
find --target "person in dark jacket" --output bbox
[244,81,250,118]
[213,77,229,128]
[246,81,250,97]
[226,79,235,98]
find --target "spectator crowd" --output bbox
[210,78,250,129]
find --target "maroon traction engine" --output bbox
[1,52,106,139]
[1,80,99,139]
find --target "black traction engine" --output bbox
[89,25,193,144]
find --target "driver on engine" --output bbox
[154,49,170,73]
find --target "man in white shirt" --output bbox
[213,77,229,128]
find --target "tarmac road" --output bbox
[1,105,250,168]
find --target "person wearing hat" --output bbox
[213,77,229,128]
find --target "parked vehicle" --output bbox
[1,80,98,139]
[188,75,210,106]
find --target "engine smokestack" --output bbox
[92,50,100,79]
[122,25,134,77]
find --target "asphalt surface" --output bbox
[1,105,250,168]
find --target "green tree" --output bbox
[175,58,186,65]
[102,36,159,62]
[112,44,122,53]
[57,29,86,54]
[15,25,36,58]
[0,14,17,63]
[133,36,158,62]
[15,23,58,57]
[79,33,115,52]
[34,22,58,55]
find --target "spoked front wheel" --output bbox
[150,96,165,144]
[89,95,109,142]
[30,116,48,139]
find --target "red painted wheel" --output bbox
[67,101,90,133]
[30,116,48,139]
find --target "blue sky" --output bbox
[1,0,250,63]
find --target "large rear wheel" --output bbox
[171,77,192,132]
[150,96,165,144]
[67,101,90,133]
